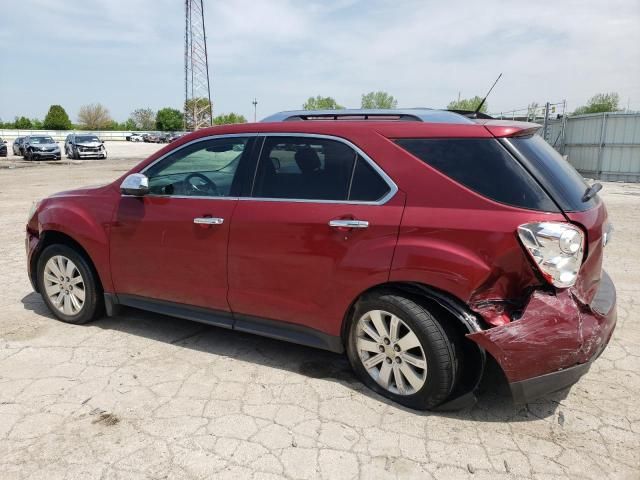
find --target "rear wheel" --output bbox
[36,244,103,324]
[346,291,460,410]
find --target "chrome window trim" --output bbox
[127,132,398,205]
[248,133,398,206]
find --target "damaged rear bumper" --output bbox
[468,271,617,404]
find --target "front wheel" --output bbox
[36,244,103,324]
[346,291,460,410]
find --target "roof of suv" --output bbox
[261,108,475,124]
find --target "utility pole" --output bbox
[184,0,213,130]
[252,98,258,122]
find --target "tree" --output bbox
[156,108,184,131]
[447,95,488,113]
[302,96,344,110]
[31,118,43,129]
[77,103,112,130]
[361,91,398,109]
[184,97,212,130]
[573,92,620,115]
[43,105,72,130]
[213,113,248,125]
[14,116,33,129]
[129,108,156,130]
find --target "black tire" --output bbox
[36,244,104,325]
[346,291,460,410]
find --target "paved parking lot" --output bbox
[0,146,638,479]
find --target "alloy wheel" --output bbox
[43,255,86,316]
[356,309,427,395]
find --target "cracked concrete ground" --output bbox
[1,146,639,479]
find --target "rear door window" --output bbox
[252,137,355,201]
[252,136,392,202]
[396,138,559,212]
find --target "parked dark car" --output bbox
[13,136,26,156]
[23,135,61,161]
[143,133,160,143]
[0,138,7,157]
[167,132,184,143]
[25,109,616,410]
[64,134,107,160]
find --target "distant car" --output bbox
[129,133,144,142]
[12,136,26,156]
[64,134,107,160]
[158,133,171,143]
[144,133,160,143]
[0,138,7,157]
[167,132,184,143]
[23,135,61,161]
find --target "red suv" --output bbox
[26,109,616,410]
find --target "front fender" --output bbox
[37,196,115,292]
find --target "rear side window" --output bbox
[396,138,559,212]
[508,135,595,212]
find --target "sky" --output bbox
[1,0,639,124]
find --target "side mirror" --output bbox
[120,173,149,196]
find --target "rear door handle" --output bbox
[329,219,369,229]
[193,217,224,225]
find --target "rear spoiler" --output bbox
[474,119,542,138]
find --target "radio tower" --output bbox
[184,0,213,130]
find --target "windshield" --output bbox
[75,135,100,143]
[29,137,55,144]
[508,135,598,212]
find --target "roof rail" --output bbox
[261,109,475,124]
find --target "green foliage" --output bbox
[213,113,248,125]
[43,105,72,130]
[573,92,620,115]
[14,116,33,129]
[129,108,156,130]
[156,108,184,131]
[302,96,344,110]
[77,103,112,130]
[31,118,43,129]
[447,96,488,113]
[184,97,212,130]
[361,91,398,109]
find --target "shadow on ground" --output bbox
[21,292,566,422]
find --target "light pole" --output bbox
[252,98,258,122]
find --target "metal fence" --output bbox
[0,129,138,142]
[546,112,640,182]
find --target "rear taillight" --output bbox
[517,222,585,288]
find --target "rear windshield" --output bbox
[507,135,597,212]
[396,138,559,212]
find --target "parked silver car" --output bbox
[64,134,107,159]
[23,136,61,161]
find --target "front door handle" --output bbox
[329,219,369,229]
[193,217,224,225]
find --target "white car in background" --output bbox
[129,133,144,142]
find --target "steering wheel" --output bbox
[184,173,219,196]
